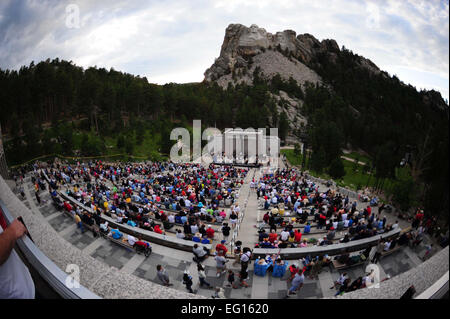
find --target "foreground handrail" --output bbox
[0,199,100,299]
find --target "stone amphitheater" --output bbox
[0,156,448,299]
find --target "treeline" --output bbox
[300,47,449,222]
[0,58,294,164]
[0,55,448,222]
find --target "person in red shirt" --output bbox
[206,225,215,239]
[268,229,278,243]
[154,224,164,234]
[64,202,72,212]
[216,240,228,255]
[294,229,302,243]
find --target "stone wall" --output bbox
[335,246,449,299]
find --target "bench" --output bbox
[381,245,402,257]
[58,192,213,253]
[332,257,366,270]
[252,228,402,260]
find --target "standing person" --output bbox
[35,191,41,205]
[287,270,305,297]
[226,270,237,288]
[156,265,173,287]
[215,240,228,256]
[422,244,433,261]
[230,210,238,229]
[215,252,228,277]
[221,222,231,241]
[233,240,242,265]
[193,244,208,263]
[371,238,384,264]
[197,264,212,288]
[238,267,250,288]
[330,272,348,290]
[74,213,85,233]
[212,287,226,299]
[182,271,194,293]
[240,249,252,271]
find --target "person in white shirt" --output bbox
[168,214,175,224]
[0,220,35,299]
[332,220,338,230]
[127,234,137,246]
[342,213,348,221]
[384,240,391,251]
[280,229,290,242]
[392,221,399,229]
[176,229,185,239]
[191,223,199,234]
[331,272,348,289]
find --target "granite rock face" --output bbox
[204,23,381,87]
[204,24,382,141]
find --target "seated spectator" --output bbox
[327,228,336,241]
[304,223,311,234]
[192,232,202,242]
[258,229,269,242]
[206,225,215,239]
[127,234,137,246]
[176,228,185,240]
[127,219,137,227]
[193,244,208,262]
[109,228,123,240]
[99,221,109,235]
[294,229,302,243]
[154,224,164,234]
[268,229,278,243]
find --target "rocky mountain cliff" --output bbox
[204,23,381,87]
[204,24,386,143]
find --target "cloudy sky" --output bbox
[0,0,448,100]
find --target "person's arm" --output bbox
[0,219,27,266]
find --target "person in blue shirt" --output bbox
[348,218,354,227]
[304,223,311,234]
[377,219,384,230]
[110,228,123,240]
[127,220,137,227]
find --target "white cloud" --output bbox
[0,0,448,100]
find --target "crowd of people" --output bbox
[8,159,447,300]
[254,168,400,249]
[34,160,248,247]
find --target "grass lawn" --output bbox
[342,151,371,164]
[281,149,399,193]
